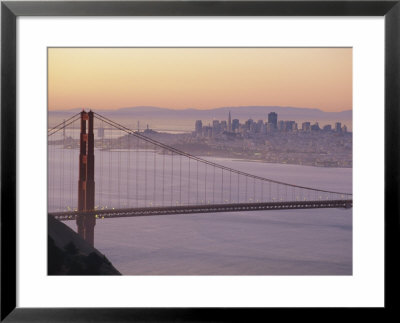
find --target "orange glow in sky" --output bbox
[48,48,352,112]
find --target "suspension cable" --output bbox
[48,113,81,137]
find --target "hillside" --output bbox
[48,215,121,275]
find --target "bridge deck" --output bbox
[50,199,352,221]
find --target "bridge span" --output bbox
[50,199,352,221]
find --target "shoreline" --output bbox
[225,158,352,169]
[194,154,352,169]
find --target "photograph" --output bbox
[47,47,353,276]
[3,0,398,319]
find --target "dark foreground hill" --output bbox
[48,216,121,275]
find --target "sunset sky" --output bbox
[48,48,352,112]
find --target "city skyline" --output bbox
[193,111,349,137]
[48,48,352,112]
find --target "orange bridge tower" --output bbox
[76,110,96,245]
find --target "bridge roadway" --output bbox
[50,199,352,221]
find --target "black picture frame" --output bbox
[1,0,399,321]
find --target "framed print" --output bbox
[1,0,399,321]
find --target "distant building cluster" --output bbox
[194,112,348,138]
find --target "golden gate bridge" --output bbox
[48,110,352,246]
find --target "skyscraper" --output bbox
[268,112,278,130]
[311,122,320,131]
[232,119,240,132]
[302,122,311,132]
[284,121,296,132]
[195,120,203,135]
[212,120,221,137]
[278,120,285,131]
[221,120,227,132]
[228,111,232,132]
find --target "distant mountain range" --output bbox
[49,105,352,123]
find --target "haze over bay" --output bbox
[48,105,352,131]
